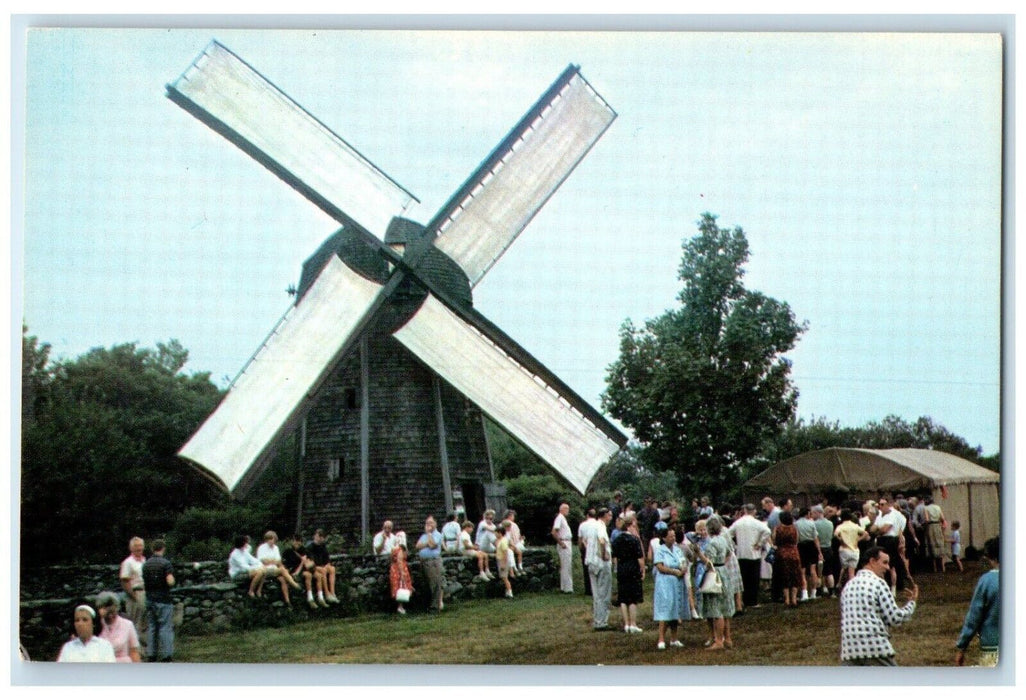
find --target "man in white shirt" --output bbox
[372,521,398,557]
[728,503,772,608]
[118,536,147,655]
[585,508,613,630]
[551,503,573,593]
[870,497,910,593]
[577,508,597,596]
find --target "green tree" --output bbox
[21,325,52,424]
[753,413,997,476]
[603,213,807,502]
[485,419,548,480]
[20,332,226,565]
[587,443,679,507]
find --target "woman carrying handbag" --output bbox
[695,516,736,651]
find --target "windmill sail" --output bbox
[393,293,625,493]
[428,67,616,287]
[179,256,384,494]
[167,40,417,238]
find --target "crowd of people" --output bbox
[550,491,1000,665]
[57,537,176,663]
[369,508,528,613]
[51,492,998,666]
[228,529,340,609]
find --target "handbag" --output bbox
[765,547,777,566]
[698,569,723,595]
[395,588,411,603]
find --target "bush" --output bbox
[502,474,584,543]
[166,503,277,560]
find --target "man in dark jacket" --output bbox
[141,539,175,662]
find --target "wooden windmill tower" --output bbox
[170,41,627,539]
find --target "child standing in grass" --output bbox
[947,522,964,572]
[495,524,513,598]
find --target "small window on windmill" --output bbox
[344,387,358,410]
[327,457,343,482]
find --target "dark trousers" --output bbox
[876,536,909,590]
[739,558,762,607]
[771,558,783,602]
[580,545,592,596]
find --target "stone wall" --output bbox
[19,547,557,661]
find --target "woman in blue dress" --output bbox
[652,527,689,649]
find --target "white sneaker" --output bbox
[326,594,340,604]
[800,590,809,602]
[630,625,643,633]
[505,590,513,598]
[657,641,666,650]
[670,640,684,647]
[477,572,489,581]
[624,625,631,633]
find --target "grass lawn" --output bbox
[176,555,994,666]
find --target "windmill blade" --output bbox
[179,256,385,494]
[167,40,417,238]
[392,293,625,494]
[427,66,616,286]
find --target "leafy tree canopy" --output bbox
[602,213,807,502]
[752,414,998,477]
[20,328,226,565]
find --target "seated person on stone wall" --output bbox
[229,535,267,598]
[459,520,493,580]
[476,509,497,550]
[307,529,340,606]
[373,520,398,557]
[477,516,498,557]
[441,512,462,554]
[256,530,303,607]
[503,510,526,574]
[283,533,322,609]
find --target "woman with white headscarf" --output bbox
[56,600,116,662]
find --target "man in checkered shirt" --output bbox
[839,546,919,665]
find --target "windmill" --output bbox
[169,41,627,538]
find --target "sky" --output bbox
[16,27,1004,456]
